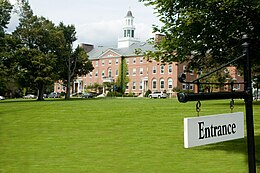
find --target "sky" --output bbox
[8,0,161,47]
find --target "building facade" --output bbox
[54,10,243,96]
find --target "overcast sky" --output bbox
[8,0,161,47]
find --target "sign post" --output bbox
[177,35,256,173]
[242,36,256,173]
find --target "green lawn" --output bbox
[0,98,259,173]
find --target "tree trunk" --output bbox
[37,82,44,101]
[66,78,70,99]
[65,66,71,99]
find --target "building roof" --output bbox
[86,42,155,60]
[126,10,133,17]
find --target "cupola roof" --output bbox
[126,10,133,17]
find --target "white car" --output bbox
[148,91,168,99]
[23,94,37,99]
[0,96,5,100]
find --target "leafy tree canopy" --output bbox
[0,0,12,35]
[140,0,260,77]
[13,0,64,100]
[56,23,94,99]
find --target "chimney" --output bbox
[154,34,165,44]
[80,43,94,53]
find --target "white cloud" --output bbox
[75,20,156,47]
[7,0,162,47]
[76,19,122,46]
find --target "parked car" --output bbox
[48,92,60,98]
[148,91,168,99]
[0,96,5,100]
[81,92,94,98]
[23,94,37,99]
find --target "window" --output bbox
[89,72,92,78]
[126,59,129,64]
[168,78,173,89]
[132,82,136,90]
[140,57,143,63]
[183,65,187,72]
[116,69,119,76]
[168,65,172,73]
[160,78,165,89]
[108,68,112,77]
[102,70,105,76]
[160,65,164,74]
[152,79,157,89]
[152,66,156,74]
[133,58,136,64]
[102,60,105,66]
[140,68,143,75]
[95,71,98,77]
[182,84,186,90]
[126,70,129,76]
[95,61,98,67]
[109,60,112,65]
[126,83,129,90]
[133,68,136,76]
[116,59,119,65]
[139,81,143,90]
[189,84,194,90]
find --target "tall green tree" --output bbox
[0,0,13,95]
[13,0,63,100]
[141,0,260,77]
[116,57,129,94]
[57,23,93,99]
[0,0,12,35]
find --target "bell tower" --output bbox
[118,10,140,48]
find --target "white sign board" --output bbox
[184,112,244,148]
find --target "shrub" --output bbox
[144,89,152,97]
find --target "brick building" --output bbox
[54,10,243,96]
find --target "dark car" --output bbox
[81,92,93,98]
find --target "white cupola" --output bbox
[118,10,140,48]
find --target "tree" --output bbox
[140,0,260,77]
[13,0,64,100]
[57,23,94,99]
[116,57,129,94]
[0,0,12,35]
[0,0,13,96]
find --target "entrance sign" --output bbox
[184,112,244,148]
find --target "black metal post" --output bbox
[242,36,256,173]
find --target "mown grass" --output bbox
[0,98,259,173]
